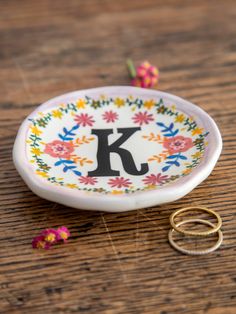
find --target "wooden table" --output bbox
[1,1,236,313]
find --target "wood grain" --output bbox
[0,0,236,313]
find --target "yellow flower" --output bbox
[52,109,63,119]
[191,127,203,136]
[145,184,157,190]
[30,126,42,136]
[191,151,202,159]
[144,99,155,110]
[31,147,43,156]
[111,190,124,195]
[182,168,192,175]
[76,99,86,109]
[175,114,185,123]
[66,183,77,189]
[44,233,56,243]
[114,97,125,108]
[100,94,107,100]
[36,171,49,178]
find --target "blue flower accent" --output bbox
[58,124,79,141]
[54,159,81,176]
[156,122,179,137]
[162,153,187,172]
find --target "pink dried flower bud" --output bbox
[57,226,70,242]
[136,61,152,77]
[130,60,159,88]
[32,235,51,250]
[131,77,143,87]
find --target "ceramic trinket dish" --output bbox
[13,86,222,212]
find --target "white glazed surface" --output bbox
[13,86,222,212]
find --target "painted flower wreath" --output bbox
[27,95,208,194]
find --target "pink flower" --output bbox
[143,173,169,185]
[132,111,154,125]
[57,227,70,242]
[74,113,94,127]
[32,226,71,249]
[79,176,98,185]
[41,229,58,244]
[44,140,74,158]
[108,177,132,188]
[32,235,51,250]
[132,61,159,88]
[102,110,118,123]
[163,136,193,154]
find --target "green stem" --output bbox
[126,59,136,78]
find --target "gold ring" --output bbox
[170,206,222,236]
[168,219,223,255]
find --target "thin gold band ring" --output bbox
[168,219,223,255]
[170,206,222,236]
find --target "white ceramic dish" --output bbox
[13,86,222,212]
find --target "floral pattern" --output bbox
[132,111,154,125]
[108,177,132,188]
[27,95,209,194]
[146,122,196,172]
[102,110,118,123]
[74,113,94,127]
[44,140,74,158]
[163,136,193,154]
[143,173,169,185]
[79,176,98,185]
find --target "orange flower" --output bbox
[163,136,193,154]
[44,140,74,158]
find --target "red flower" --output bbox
[102,110,118,123]
[57,227,70,242]
[32,226,71,250]
[74,113,94,127]
[41,229,58,244]
[79,176,98,185]
[143,173,169,185]
[44,140,74,158]
[163,136,193,154]
[132,111,154,125]
[108,177,132,188]
[32,235,51,250]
